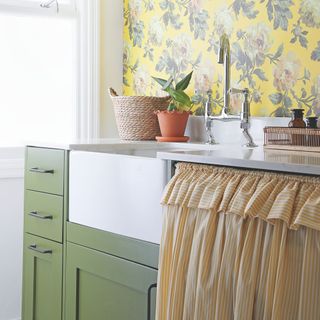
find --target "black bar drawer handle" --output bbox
[28,244,52,254]
[29,167,54,174]
[147,283,157,320]
[29,211,53,220]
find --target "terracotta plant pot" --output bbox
[156,110,190,137]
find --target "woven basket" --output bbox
[109,88,170,140]
[264,126,320,152]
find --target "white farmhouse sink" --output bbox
[68,150,170,244]
[69,142,220,244]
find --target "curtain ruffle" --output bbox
[161,163,320,231]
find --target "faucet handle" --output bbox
[229,88,250,107]
[229,88,249,95]
[205,89,213,116]
[229,88,257,147]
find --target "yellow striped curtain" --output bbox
[156,163,320,320]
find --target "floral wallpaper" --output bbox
[123,0,320,117]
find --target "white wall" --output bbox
[186,116,291,145]
[0,149,24,320]
[100,0,123,138]
[0,178,24,320]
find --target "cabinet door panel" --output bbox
[22,234,63,320]
[65,242,158,320]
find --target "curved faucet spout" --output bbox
[218,33,231,115]
[204,35,257,147]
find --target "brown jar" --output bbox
[306,116,318,129]
[288,109,306,146]
[306,116,320,146]
[288,109,306,128]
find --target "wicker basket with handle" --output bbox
[109,88,170,140]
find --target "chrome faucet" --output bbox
[218,33,231,117]
[212,33,238,120]
[204,90,217,144]
[229,88,257,148]
[204,33,257,147]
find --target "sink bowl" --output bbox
[68,141,219,243]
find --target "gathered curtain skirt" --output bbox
[156,163,320,320]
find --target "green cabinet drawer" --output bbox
[25,190,64,243]
[25,147,65,195]
[65,242,157,320]
[22,233,63,320]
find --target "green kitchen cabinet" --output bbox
[65,242,158,320]
[22,146,160,320]
[22,146,68,320]
[22,233,63,320]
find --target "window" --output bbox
[0,0,76,17]
[0,0,100,146]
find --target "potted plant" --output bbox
[152,71,193,142]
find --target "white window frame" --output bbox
[76,0,100,140]
[0,0,100,176]
[0,0,77,17]
[0,0,100,141]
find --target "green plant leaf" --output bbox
[175,71,193,91]
[167,103,177,111]
[152,76,174,91]
[152,76,168,89]
[163,77,174,90]
[168,88,192,107]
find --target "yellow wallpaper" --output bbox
[123,0,320,117]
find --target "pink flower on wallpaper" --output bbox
[273,52,301,91]
[213,6,234,37]
[128,0,143,23]
[230,82,243,114]
[133,67,150,95]
[171,34,193,70]
[313,75,320,114]
[299,0,320,28]
[244,23,272,66]
[194,60,215,93]
[148,16,164,46]
[189,0,203,11]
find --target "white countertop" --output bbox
[27,138,126,150]
[27,139,228,153]
[27,139,320,176]
[157,145,320,176]
[27,138,210,151]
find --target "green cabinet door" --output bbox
[65,242,158,320]
[22,233,63,320]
